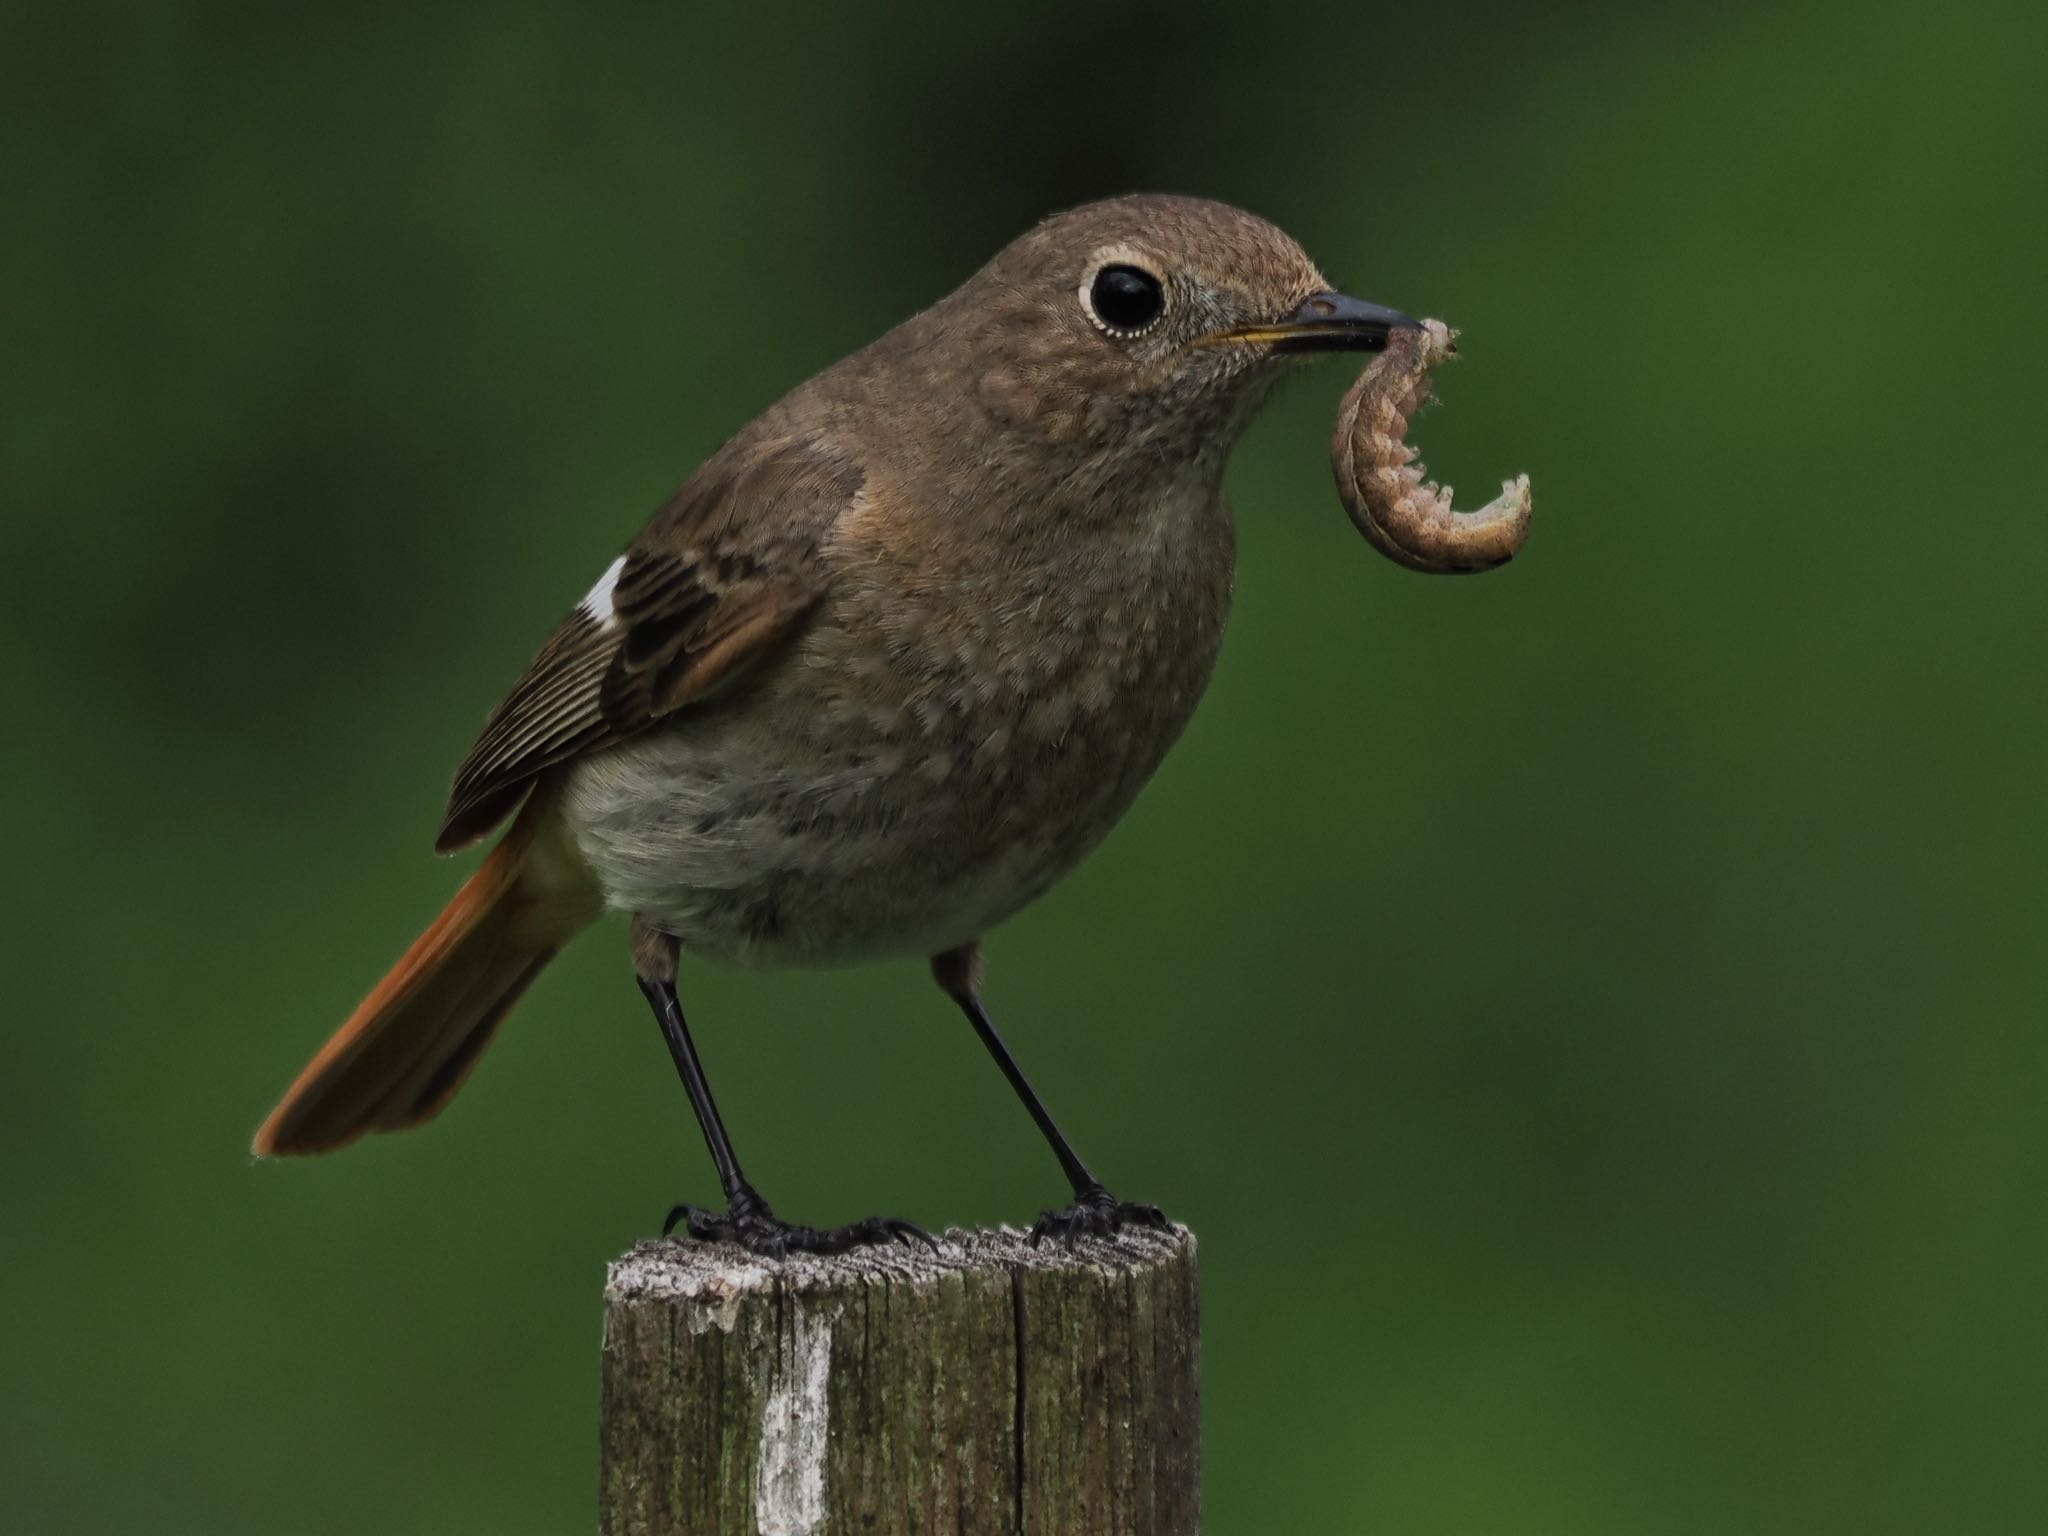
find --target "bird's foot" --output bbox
[664,1187,935,1258]
[1030,1183,1171,1249]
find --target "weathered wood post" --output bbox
[600,1226,1199,1535]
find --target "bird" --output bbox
[253,193,1418,1255]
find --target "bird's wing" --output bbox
[435,434,865,852]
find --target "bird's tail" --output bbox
[253,803,600,1156]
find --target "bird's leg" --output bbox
[632,918,931,1257]
[932,942,1170,1247]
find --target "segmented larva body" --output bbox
[1331,319,1533,574]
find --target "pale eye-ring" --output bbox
[1083,263,1166,337]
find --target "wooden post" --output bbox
[599,1226,1199,1535]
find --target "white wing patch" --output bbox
[579,555,628,627]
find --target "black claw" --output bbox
[1028,1189,1170,1248]
[664,1192,930,1259]
[882,1218,941,1253]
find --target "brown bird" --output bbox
[253,193,1417,1254]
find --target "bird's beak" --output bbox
[1206,291,1422,353]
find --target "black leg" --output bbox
[633,919,932,1257]
[636,973,752,1205]
[932,943,1170,1247]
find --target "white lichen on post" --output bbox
[599,1226,1200,1536]
[754,1302,831,1536]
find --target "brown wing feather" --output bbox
[436,435,865,852]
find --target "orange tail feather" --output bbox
[254,811,594,1156]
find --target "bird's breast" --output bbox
[562,481,1235,967]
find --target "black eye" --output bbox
[1088,263,1165,335]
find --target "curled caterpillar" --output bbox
[1331,319,1533,574]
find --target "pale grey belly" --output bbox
[557,711,1139,968]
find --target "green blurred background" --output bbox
[4,1,2043,1531]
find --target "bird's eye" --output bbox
[1086,264,1165,336]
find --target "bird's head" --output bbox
[954,193,1418,465]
